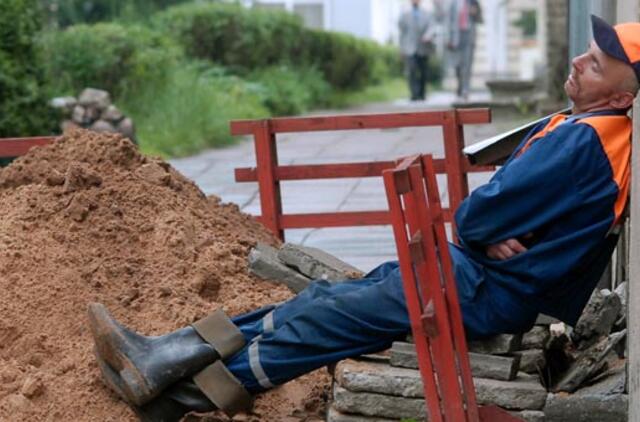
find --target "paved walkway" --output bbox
[169,91,518,272]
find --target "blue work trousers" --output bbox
[226,261,409,393]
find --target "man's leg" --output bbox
[224,261,409,393]
[406,54,421,100]
[417,54,428,100]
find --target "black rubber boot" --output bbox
[88,303,220,406]
[135,379,217,422]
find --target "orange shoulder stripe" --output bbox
[578,115,632,223]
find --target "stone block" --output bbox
[573,289,621,345]
[535,313,560,325]
[544,393,628,422]
[521,326,550,350]
[512,349,546,374]
[553,330,626,393]
[277,243,363,282]
[468,334,522,354]
[333,385,425,420]
[390,342,519,381]
[511,410,545,422]
[334,359,546,410]
[78,88,111,110]
[248,242,311,293]
[327,406,398,422]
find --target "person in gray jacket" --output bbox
[399,0,435,101]
[447,0,482,101]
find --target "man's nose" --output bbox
[571,54,587,73]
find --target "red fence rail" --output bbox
[0,137,56,158]
[230,109,494,241]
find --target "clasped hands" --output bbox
[485,233,533,260]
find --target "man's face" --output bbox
[565,41,634,112]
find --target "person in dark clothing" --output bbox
[88,16,640,422]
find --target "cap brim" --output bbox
[591,14,630,64]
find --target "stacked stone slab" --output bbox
[327,286,629,422]
[248,242,364,293]
[50,88,136,142]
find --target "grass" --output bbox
[121,64,269,157]
[328,78,408,108]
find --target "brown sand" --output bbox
[0,129,329,421]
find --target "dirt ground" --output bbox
[0,129,330,421]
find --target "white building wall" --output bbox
[329,0,372,40]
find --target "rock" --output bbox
[117,117,135,140]
[535,314,560,325]
[577,365,626,396]
[60,120,78,132]
[332,385,425,420]
[89,120,117,134]
[72,105,87,125]
[78,88,111,110]
[101,105,124,122]
[553,330,626,393]
[135,163,171,186]
[390,341,519,381]
[334,359,546,410]
[512,349,546,374]
[544,393,628,421]
[511,410,545,422]
[50,96,77,111]
[277,243,363,282]
[248,242,312,293]
[572,289,621,345]
[20,376,44,398]
[468,334,522,354]
[327,406,397,422]
[475,377,547,410]
[521,326,550,350]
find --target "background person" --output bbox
[447,0,482,101]
[399,0,436,101]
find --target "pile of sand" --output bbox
[0,130,329,421]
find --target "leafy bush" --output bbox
[38,22,182,97]
[154,2,400,90]
[121,63,268,157]
[0,0,58,136]
[249,66,330,116]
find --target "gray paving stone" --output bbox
[544,393,628,422]
[572,289,622,345]
[277,243,363,281]
[326,407,398,422]
[332,385,426,420]
[247,242,311,293]
[390,341,519,381]
[512,349,546,374]
[468,334,523,354]
[521,326,550,350]
[334,359,547,410]
[512,410,545,422]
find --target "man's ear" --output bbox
[610,91,636,110]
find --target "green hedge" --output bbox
[0,0,58,137]
[38,22,182,97]
[154,2,400,90]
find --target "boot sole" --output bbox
[88,303,154,406]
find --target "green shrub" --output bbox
[249,66,330,116]
[121,63,268,157]
[38,22,182,97]
[0,0,58,136]
[154,2,399,90]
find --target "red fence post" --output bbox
[254,120,284,241]
[442,110,470,238]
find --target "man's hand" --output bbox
[486,238,527,260]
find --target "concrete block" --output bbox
[326,406,398,422]
[522,326,550,350]
[277,243,363,282]
[248,242,311,293]
[468,334,522,354]
[334,359,546,410]
[332,385,425,420]
[390,342,519,381]
[544,393,628,422]
[512,349,546,374]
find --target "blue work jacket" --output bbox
[451,109,631,337]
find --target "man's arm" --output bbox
[455,124,600,250]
